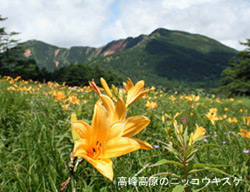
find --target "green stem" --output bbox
[70,172,76,192]
[183,145,188,192]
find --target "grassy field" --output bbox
[0,76,250,192]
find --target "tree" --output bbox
[217,39,250,96]
[0,15,21,68]
[0,15,43,80]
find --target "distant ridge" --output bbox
[23,28,237,89]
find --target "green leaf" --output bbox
[192,135,206,143]
[186,148,199,159]
[187,163,229,173]
[192,163,229,169]
[183,126,188,144]
[164,144,184,162]
[172,185,185,192]
[149,172,181,179]
[184,145,195,156]
[192,185,207,192]
[150,159,184,168]
[196,144,222,150]
[189,167,232,177]
[186,153,196,163]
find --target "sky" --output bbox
[0,0,249,50]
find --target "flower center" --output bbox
[89,140,103,159]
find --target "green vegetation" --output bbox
[22,40,99,72]
[49,64,124,86]
[216,39,250,96]
[0,15,43,81]
[1,77,250,191]
[23,28,237,91]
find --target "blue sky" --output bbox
[0,0,249,50]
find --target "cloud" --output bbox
[0,0,249,50]
[1,0,115,47]
[107,0,250,50]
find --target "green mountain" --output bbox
[23,28,237,89]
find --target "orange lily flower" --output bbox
[99,94,153,150]
[145,100,158,110]
[238,129,250,139]
[123,78,149,106]
[72,103,141,181]
[52,90,66,101]
[205,112,219,125]
[228,117,238,123]
[189,124,206,144]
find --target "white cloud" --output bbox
[0,0,249,50]
[1,0,114,47]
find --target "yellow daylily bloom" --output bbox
[100,77,113,98]
[122,116,152,150]
[123,78,149,106]
[99,94,153,150]
[228,117,238,123]
[245,116,250,125]
[71,113,79,142]
[52,90,66,101]
[205,108,219,125]
[145,100,158,110]
[164,114,172,119]
[205,113,218,125]
[72,103,141,181]
[169,95,176,102]
[14,76,21,81]
[123,78,133,92]
[164,112,179,119]
[65,95,80,105]
[189,124,206,144]
[99,94,126,123]
[161,115,165,123]
[62,104,69,110]
[209,108,218,114]
[150,86,156,91]
[185,94,200,102]
[238,129,250,139]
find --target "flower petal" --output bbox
[112,99,126,122]
[131,138,153,150]
[91,103,110,143]
[126,80,145,106]
[127,90,149,106]
[100,78,113,98]
[109,122,125,139]
[72,120,90,139]
[103,137,140,158]
[122,116,150,137]
[81,154,113,181]
[100,94,115,120]
[126,78,134,90]
[73,139,88,157]
[240,129,248,134]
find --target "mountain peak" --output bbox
[100,34,148,56]
[23,27,237,88]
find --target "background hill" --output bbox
[23,28,237,90]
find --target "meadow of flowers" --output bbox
[0,75,250,192]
